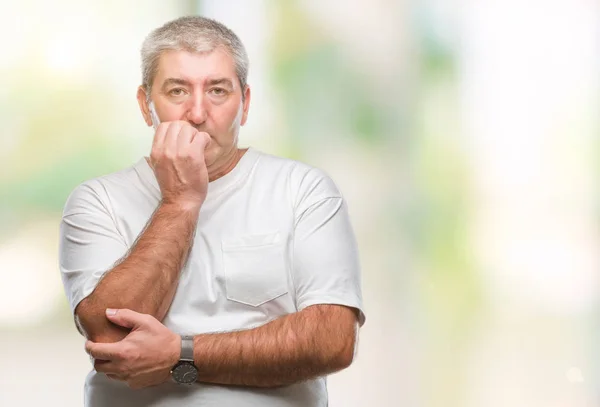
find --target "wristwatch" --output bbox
[171,335,199,384]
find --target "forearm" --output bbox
[192,305,357,387]
[77,202,199,342]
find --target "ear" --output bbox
[240,85,251,126]
[137,86,153,127]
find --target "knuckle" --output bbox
[128,349,141,363]
[175,150,190,161]
[174,122,188,132]
[123,343,136,358]
[143,314,157,325]
[115,349,127,360]
[150,148,163,160]
[163,151,175,161]
[167,121,181,130]
[119,365,131,378]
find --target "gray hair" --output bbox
[141,16,249,99]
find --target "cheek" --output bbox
[164,105,187,122]
[211,105,243,138]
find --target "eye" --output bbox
[210,87,227,96]
[169,88,186,96]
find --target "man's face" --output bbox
[140,48,250,167]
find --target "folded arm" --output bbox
[72,201,199,343]
[193,303,359,387]
[86,304,360,389]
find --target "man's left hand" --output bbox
[85,308,180,389]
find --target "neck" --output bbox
[207,147,246,182]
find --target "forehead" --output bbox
[154,48,237,85]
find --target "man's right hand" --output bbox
[149,121,210,211]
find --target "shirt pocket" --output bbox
[221,231,289,307]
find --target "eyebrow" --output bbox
[161,78,192,89]
[161,77,235,90]
[206,78,234,88]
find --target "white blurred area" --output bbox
[462,0,600,406]
[1,1,599,407]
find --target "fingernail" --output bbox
[106,308,117,316]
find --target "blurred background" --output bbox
[0,0,599,406]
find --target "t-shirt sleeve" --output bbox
[59,181,129,314]
[292,169,366,326]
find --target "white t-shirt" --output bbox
[59,147,365,407]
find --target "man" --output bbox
[59,15,365,407]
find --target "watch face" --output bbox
[172,362,198,384]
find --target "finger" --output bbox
[93,359,120,374]
[163,121,185,158]
[176,124,195,153]
[106,373,125,381]
[86,340,123,361]
[191,131,211,155]
[150,122,170,165]
[105,308,153,330]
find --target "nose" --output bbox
[186,93,208,125]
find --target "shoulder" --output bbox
[62,162,141,217]
[251,149,342,206]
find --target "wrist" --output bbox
[171,334,199,384]
[168,332,181,368]
[160,199,203,214]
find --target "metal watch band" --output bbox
[180,335,195,362]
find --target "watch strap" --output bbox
[180,335,195,362]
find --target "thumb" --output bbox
[105,308,148,329]
[192,131,210,150]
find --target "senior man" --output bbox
[59,15,365,407]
